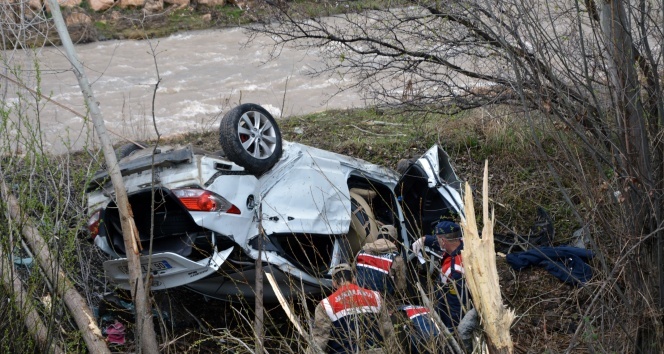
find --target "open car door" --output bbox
[395,145,464,245]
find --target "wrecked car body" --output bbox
[86,104,464,302]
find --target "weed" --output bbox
[94,21,108,31]
[218,6,244,21]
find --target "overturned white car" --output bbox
[86,104,464,302]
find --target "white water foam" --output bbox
[5,28,366,154]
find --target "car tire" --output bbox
[219,103,283,175]
[115,141,146,160]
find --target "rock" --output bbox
[1,1,19,26]
[164,0,189,6]
[143,0,163,13]
[44,0,83,11]
[65,11,97,44]
[197,0,224,7]
[89,0,115,11]
[228,0,253,9]
[59,0,81,7]
[65,12,91,26]
[28,0,43,11]
[201,13,211,22]
[118,0,145,9]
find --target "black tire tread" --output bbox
[115,141,147,160]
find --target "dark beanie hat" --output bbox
[434,221,461,239]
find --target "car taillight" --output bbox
[87,209,101,240]
[172,189,241,214]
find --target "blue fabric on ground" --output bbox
[506,246,594,285]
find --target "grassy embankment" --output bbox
[71,1,394,42]
[152,104,591,352]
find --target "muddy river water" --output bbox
[4,27,366,154]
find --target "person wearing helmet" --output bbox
[355,225,407,302]
[411,220,471,332]
[309,263,395,354]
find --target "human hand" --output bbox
[411,237,425,256]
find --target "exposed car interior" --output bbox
[102,188,210,259]
[268,175,401,278]
[397,162,459,240]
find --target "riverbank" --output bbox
[36,2,263,45]
[15,1,386,45]
[85,4,256,42]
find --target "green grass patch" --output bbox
[93,21,108,31]
[217,5,244,22]
[279,107,448,168]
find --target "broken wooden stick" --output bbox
[0,245,66,354]
[265,272,323,354]
[0,179,111,354]
[460,160,515,354]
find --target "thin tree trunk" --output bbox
[1,180,110,354]
[255,204,264,354]
[599,0,652,221]
[44,2,160,352]
[0,242,66,354]
[461,160,515,354]
[599,2,661,352]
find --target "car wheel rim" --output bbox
[237,110,278,159]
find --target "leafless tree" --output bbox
[46,2,160,352]
[252,0,663,352]
[0,0,160,352]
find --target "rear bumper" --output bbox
[103,247,233,290]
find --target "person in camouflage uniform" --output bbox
[309,263,395,354]
[355,225,407,301]
[391,304,441,354]
[411,220,471,331]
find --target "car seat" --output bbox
[347,190,380,256]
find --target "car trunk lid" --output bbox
[103,247,234,291]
